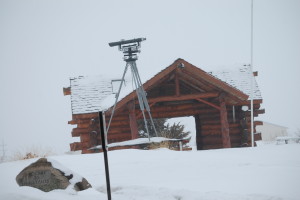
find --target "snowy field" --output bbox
[0,143,299,200]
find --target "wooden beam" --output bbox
[70,142,82,151]
[237,99,263,105]
[72,128,87,137]
[148,92,219,103]
[219,94,231,148]
[63,87,71,96]
[72,112,99,120]
[244,109,265,117]
[150,108,216,119]
[136,102,217,117]
[196,98,220,110]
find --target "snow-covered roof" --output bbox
[70,76,114,114]
[209,65,262,100]
[70,76,134,114]
[70,64,262,115]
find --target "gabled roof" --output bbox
[69,59,262,114]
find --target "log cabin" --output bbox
[63,59,264,153]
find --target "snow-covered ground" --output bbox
[1,143,299,200]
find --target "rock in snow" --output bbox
[16,158,91,192]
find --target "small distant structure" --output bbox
[256,121,288,142]
[63,59,265,153]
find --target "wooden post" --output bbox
[127,101,139,139]
[219,94,231,148]
[194,114,202,150]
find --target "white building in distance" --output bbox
[256,122,288,142]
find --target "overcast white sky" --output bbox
[0,0,299,155]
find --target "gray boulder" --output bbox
[16,158,91,192]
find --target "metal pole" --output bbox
[99,111,112,200]
[250,0,255,147]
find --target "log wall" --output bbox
[69,99,263,153]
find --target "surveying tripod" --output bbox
[107,38,157,140]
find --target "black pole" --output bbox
[99,111,112,200]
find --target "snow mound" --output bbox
[0,144,299,200]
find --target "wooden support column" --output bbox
[219,94,231,148]
[194,114,202,150]
[127,101,139,139]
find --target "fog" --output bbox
[0,0,299,156]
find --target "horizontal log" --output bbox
[68,120,78,125]
[200,144,223,150]
[201,128,241,136]
[77,123,99,129]
[70,106,262,124]
[200,121,262,131]
[80,133,92,143]
[225,103,261,112]
[78,141,90,150]
[254,121,263,126]
[109,120,132,127]
[236,99,263,106]
[72,128,99,137]
[150,108,221,119]
[72,127,132,139]
[63,87,71,96]
[70,142,82,151]
[75,113,116,124]
[254,133,262,141]
[198,119,221,125]
[72,113,99,120]
[145,102,214,113]
[108,124,131,130]
[82,149,99,154]
[72,128,88,137]
[198,113,261,125]
[107,127,131,134]
[204,142,244,149]
[137,93,220,107]
[199,134,242,145]
[201,123,240,130]
[107,133,132,141]
[112,105,221,121]
[244,109,265,116]
[116,92,219,111]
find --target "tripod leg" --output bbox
[130,64,151,141]
[131,62,158,137]
[107,63,130,133]
[147,113,158,137]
